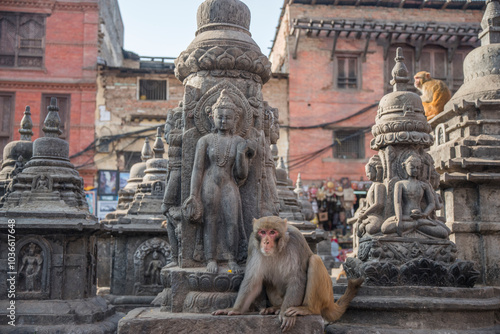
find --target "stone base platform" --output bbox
[0,296,123,333]
[104,294,156,313]
[118,308,324,334]
[327,285,500,333]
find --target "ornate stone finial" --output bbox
[42,97,63,138]
[390,47,410,92]
[19,106,33,141]
[279,157,286,170]
[141,137,152,162]
[294,173,303,196]
[196,0,251,34]
[153,127,165,159]
[480,0,500,45]
[212,89,238,111]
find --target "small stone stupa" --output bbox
[104,127,170,311]
[0,98,121,333]
[345,48,479,287]
[101,137,152,224]
[429,0,500,286]
[0,106,33,200]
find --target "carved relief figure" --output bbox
[261,102,280,216]
[153,181,163,196]
[146,251,164,285]
[162,106,183,268]
[357,155,386,237]
[35,175,49,190]
[414,71,451,121]
[381,155,450,239]
[183,89,256,274]
[19,243,43,292]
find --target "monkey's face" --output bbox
[256,228,281,256]
[414,76,423,89]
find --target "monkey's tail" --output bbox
[323,277,364,323]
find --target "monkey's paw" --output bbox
[260,306,280,315]
[212,308,230,316]
[279,314,296,332]
[284,306,311,317]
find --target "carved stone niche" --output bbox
[133,238,171,296]
[16,236,51,299]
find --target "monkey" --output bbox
[414,71,452,121]
[212,216,364,332]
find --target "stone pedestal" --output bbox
[118,308,324,334]
[326,285,500,333]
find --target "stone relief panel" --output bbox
[133,238,171,295]
[16,236,51,299]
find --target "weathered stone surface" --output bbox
[326,285,500,333]
[118,308,324,334]
[428,0,500,286]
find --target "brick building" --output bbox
[0,0,123,186]
[269,0,485,186]
[95,54,182,173]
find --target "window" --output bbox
[41,94,70,140]
[418,47,447,82]
[333,130,365,159]
[0,92,15,154]
[0,12,45,68]
[139,79,167,100]
[336,55,359,89]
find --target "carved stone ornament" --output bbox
[133,238,171,295]
[16,236,51,299]
[346,48,479,287]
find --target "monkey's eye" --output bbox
[269,230,276,236]
[258,230,267,236]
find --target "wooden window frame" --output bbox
[332,128,365,160]
[334,52,362,91]
[0,12,46,69]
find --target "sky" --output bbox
[117,0,284,58]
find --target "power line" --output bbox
[281,102,378,130]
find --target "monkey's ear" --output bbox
[425,72,431,79]
[283,218,288,229]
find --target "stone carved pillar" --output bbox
[158,0,278,313]
[345,49,479,287]
[174,0,271,270]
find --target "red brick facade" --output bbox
[0,0,102,186]
[269,1,484,185]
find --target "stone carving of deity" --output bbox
[356,155,386,237]
[381,155,450,239]
[146,251,164,285]
[19,243,43,292]
[182,89,256,274]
